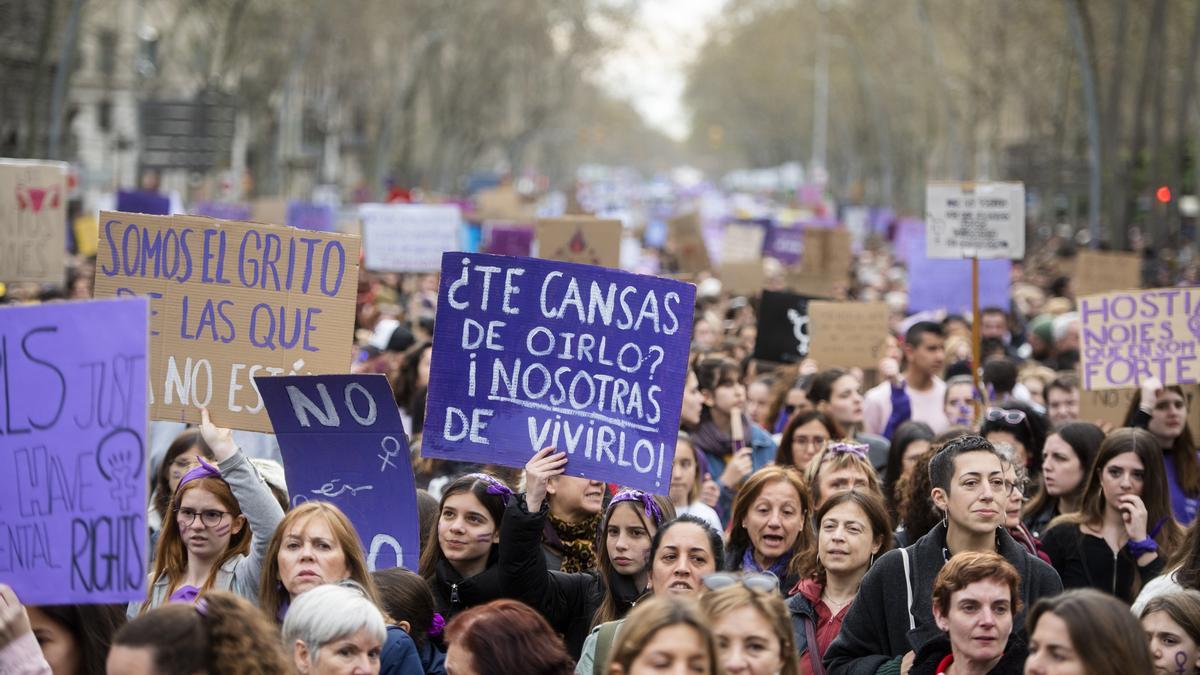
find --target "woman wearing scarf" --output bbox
[725,465,815,591]
[542,475,606,573]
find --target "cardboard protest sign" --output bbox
[787,228,852,298]
[925,182,1025,259]
[0,297,149,604]
[360,203,461,273]
[722,222,767,263]
[668,212,712,274]
[536,216,622,269]
[483,223,535,257]
[1072,250,1141,298]
[753,291,814,363]
[721,260,765,298]
[474,186,535,222]
[423,253,696,493]
[808,301,891,369]
[1079,288,1200,391]
[286,201,336,233]
[906,226,1011,314]
[117,190,170,215]
[1078,381,1200,443]
[0,159,68,285]
[92,211,360,432]
[256,374,420,571]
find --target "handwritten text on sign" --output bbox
[256,374,420,571]
[925,182,1025,259]
[423,253,696,493]
[1080,288,1200,391]
[92,211,361,432]
[0,298,149,604]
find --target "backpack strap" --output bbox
[804,616,826,675]
[900,547,916,631]
[593,621,622,675]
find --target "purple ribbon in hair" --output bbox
[468,473,514,504]
[176,457,222,494]
[824,441,870,461]
[428,612,445,636]
[610,489,665,525]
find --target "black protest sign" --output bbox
[753,290,815,363]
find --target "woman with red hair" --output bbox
[444,599,574,675]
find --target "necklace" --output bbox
[822,592,855,611]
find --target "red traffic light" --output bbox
[1157,185,1172,203]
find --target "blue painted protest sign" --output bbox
[0,297,149,604]
[255,374,420,571]
[905,226,1011,315]
[92,211,361,432]
[423,253,696,493]
[116,190,170,215]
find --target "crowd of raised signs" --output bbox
[6,203,1200,675]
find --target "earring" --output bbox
[868,552,876,568]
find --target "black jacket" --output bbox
[909,634,1028,675]
[822,524,1062,675]
[1039,522,1165,604]
[431,548,506,622]
[499,496,605,659]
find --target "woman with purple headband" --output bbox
[803,440,883,509]
[500,447,675,659]
[130,408,285,616]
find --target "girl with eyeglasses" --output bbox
[996,445,1050,564]
[702,582,800,675]
[776,410,844,472]
[1040,428,1184,603]
[132,409,285,616]
[147,429,213,558]
[1126,378,1200,525]
[790,491,892,675]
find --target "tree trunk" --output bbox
[1066,0,1102,247]
[1169,2,1200,244]
[1103,0,1129,245]
[1124,0,1169,245]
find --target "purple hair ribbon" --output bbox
[825,442,870,461]
[468,473,514,504]
[610,489,665,525]
[176,456,222,494]
[428,612,445,636]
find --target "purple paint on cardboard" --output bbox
[255,374,421,571]
[286,201,335,232]
[423,252,697,493]
[116,190,170,215]
[0,297,149,604]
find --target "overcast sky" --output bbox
[595,0,726,141]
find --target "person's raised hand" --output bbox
[1140,377,1164,412]
[800,358,820,377]
[719,447,754,489]
[700,472,721,507]
[0,584,31,650]
[879,357,901,386]
[1118,494,1150,542]
[524,447,567,513]
[199,407,238,463]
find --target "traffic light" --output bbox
[1156,185,1172,203]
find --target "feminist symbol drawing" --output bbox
[96,428,144,511]
[16,183,61,213]
[787,308,810,356]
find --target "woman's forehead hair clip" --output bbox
[468,473,514,504]
[176,457,222,494]
[825,442,870,461]
[610,488,664,524]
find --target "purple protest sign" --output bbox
[193,201,251,221]
[482,223,534,257]
[907,228,1011,314]
[765,225,804,265]
[286,201,336,232]
[116,190,170,215]
[423,252,697,493]
[255,374,420,571]
[0,297,148,604]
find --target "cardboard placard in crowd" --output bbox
[1079,288,1200,391]
[359,203,461,273]
[1071,249,1142,298]
[668,212,712,274]
[286,201,336,232]
[92,211,360,432]
[720,260,765,298]
[423,252,696,493]
[925,181,1025,259]
[722,222,767,263]
[1078,381,1200,445]
[483,223,535,257]
[250,197,288,226]
[474,185,536,222]
[786,227,852,298]
[0,297,149,604]
[808,301,892,369]
[535,216,622,268]
[753,290,815,363]
[256,374,420,571]
[0,159,68,285]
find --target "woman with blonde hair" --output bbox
[606,595,718,675]
[259,501,380,621]
[804,441,883,508]
[701,581,799,675]
[726,466,814,590]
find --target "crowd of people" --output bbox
[4,221,1200,675]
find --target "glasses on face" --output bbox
[986,408,1027,425]
[701,571,779,593]
[1004,473,1030,497]
[176,507,231,528]
[793,435,828,448]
